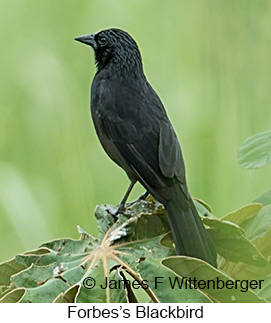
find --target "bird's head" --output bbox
[75,28,142,72]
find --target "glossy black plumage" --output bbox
[75,28,217,267]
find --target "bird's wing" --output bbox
[94,81,188,203]
[158,119,186,182]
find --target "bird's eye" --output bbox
[98,36,107,46]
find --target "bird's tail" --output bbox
[165,185,217,267]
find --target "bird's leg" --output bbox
[114,180,136,215]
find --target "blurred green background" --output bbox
[0,0,270,262]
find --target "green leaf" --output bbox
[220,258,271,282]
[160,232,175,250]
[253,230,271,258]
[237,130,271,169]
[40,238,96,255]
[20,278,70,303]
[76,266,127,303]
[53,284,80,303]
[241,205,271,240]
[221,203,262,225]
[94,205,117,239]
[162,256,266,303]
[256,278,271,302]
[2,199,175,303]
[253,190,271,206]
[138,258,211,303]
[0,258,26,286]
[221,258,271,302]
[194,198,213,214]
[194,199,213,218]
[203,217,267,266]
[0,288,25,303]
[2,197,270,303]
[11,263,58,288]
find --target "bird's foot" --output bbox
[107,203,125,217]
[107,192,149,217]
[125,191,149,208]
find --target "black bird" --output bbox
[75,28,217,267]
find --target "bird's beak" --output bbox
[74,33,97,49]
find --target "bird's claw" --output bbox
[125,191,149,208]
[107,203,125,217]
[107,192,149,217]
